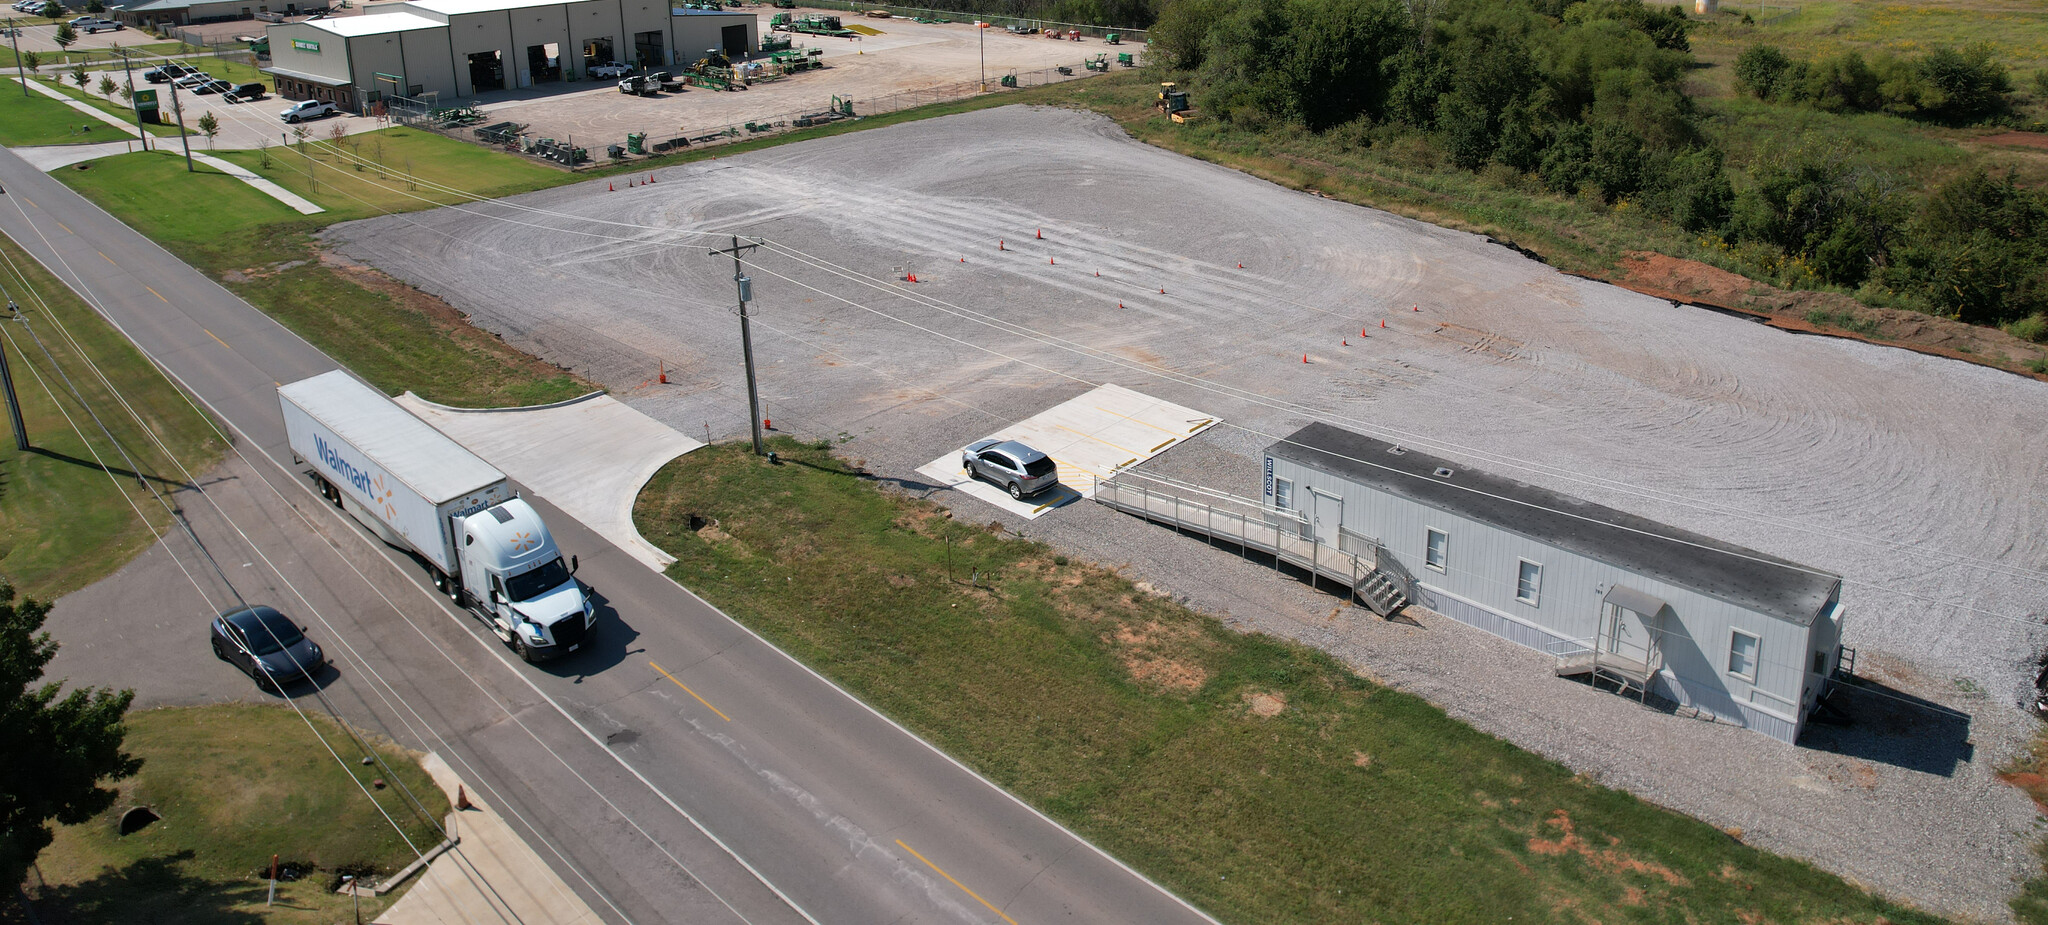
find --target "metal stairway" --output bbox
[1353,569,1408,617]
[1092,472,1411,618]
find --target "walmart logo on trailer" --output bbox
[314,434,376,496]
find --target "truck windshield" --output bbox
[505,557,572,602]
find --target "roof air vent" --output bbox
[489,506,514,523]
[1388,446,1407,456]
[1432,467,1455,478]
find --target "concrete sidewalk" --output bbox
[396,391,702,570]
[378,753,605,925]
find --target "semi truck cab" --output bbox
[458,498,594,662]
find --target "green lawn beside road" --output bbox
[0,233,223,599]
[59,142,589,407]
[25,703,449,925]
[0,82,108,144]
[635,439,1946,925]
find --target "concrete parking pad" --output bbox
[916,384,1217,519]
[395,391,701,570]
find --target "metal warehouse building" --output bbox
[263,0,758,109]
[1260,422,1846,743]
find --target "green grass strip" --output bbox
[635,438,1947,925]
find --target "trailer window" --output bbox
[1728,630,1760,681]
[506,557,572,601]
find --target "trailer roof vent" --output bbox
[1387,446,1407,456]
[489,507,514,523]
[1432,467,1455,478]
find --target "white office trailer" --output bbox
[1260,422,1845,743]
[264,0,758,109]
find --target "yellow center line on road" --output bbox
[649,660,730,722]
[201,327,231,350]
[144,285,168,303]
[54,220,71,234]
[97,250,116,267]
[894,839,1019,925]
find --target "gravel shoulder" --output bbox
[324,104,2048,920]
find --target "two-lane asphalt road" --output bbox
[0,145,1220,925]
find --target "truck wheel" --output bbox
[515,637,540,663]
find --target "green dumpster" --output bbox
[627,132,646,154]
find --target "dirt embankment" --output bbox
[1609,252,2048,381]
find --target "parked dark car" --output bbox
[142,63,197,83]
[224,82,267,101]
[961,438,1061,499]
[210,605,326,690]
[191,78,233,95]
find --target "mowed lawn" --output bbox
[0,84,117,146]
[0,232,224,598]
[213,126,566,221]
[635,439,1946,925]
[28,704,449,925]
[58,143,590,407]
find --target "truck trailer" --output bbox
[278,371,595,662]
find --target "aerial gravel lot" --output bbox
[327,105,2048,919]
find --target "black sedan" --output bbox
[210,605,326,691]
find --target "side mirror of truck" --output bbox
[570,555,578,575]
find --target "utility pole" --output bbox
[977,20,986,92]
[710,235,764,456]
[111,45,147,151]
[7,18,25,99]
[0,303,30,452]
[168,73,193,171]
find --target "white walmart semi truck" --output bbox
[278,371,594,662]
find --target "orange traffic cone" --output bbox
[907,273,918,283]
[1159,287,1165,294]
[1118,301,1124,309]
[647,173,655,184]
[659,361,668,384]
[1380,320,1386,328]
[1094,271,1099,277]
[608,181,614,191]
[1238,263,1245,269]
[1342,339,1349,346]
[1050,257,1056,265]
[999,240,1005,250]
[960,256,965,262]
[456,786,475,811]
[1302,353,1309,363]
[1036,228,1043,239]
[1412,304,1420,312]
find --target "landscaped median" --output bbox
[25,703,450,925]
[634,438,1947,925]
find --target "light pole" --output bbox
[7,18,25,98]
[977,20,986,92]
[167,71,193,171]
[710,235,766,456]
[112,45,148,151]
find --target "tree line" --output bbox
[1148,0,2047,332]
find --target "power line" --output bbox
[210,130,2048,635]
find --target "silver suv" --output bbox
[962,439,1060,499]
